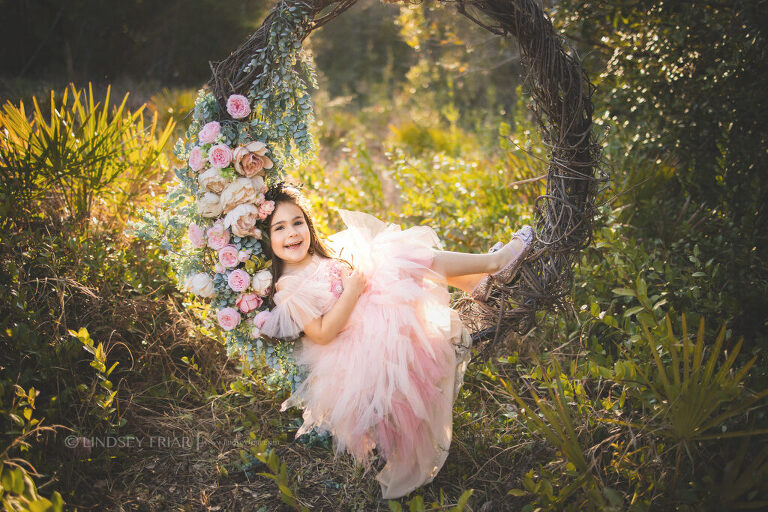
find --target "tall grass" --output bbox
[0,83,174,229]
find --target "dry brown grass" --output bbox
[56,307,547,511]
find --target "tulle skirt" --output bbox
[282,210,471,499]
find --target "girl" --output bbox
[259,183,533,499]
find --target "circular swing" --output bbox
[207,0,602,355]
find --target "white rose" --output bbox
[219,177,260,213]
[251,269,272,296]
[223,203,261,238]
[250,176,265,197]
[197,192,223,218]
[198,168,228,193]
[183,273,215,298]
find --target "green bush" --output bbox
[0,464,64,512]
[0,83,174,228]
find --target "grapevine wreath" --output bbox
[139,0,603,386]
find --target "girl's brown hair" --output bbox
[264,182,333,300]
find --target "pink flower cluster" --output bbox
[209,144,232,169]
[198,121,221,144]
[258,200,275,220]
[217,307,241,331]
[236,292,262,313]
[206,221,230,250]
[226,94,251,119]
[180,94,278,338]
[228,269,251,292]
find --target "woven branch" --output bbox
[208,0,357,108]
[207,0,603,353]
[449,0,603,350]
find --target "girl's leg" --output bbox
[429,239,525,279]
[444,274,487,294]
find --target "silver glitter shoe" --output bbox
[470,225,534,302]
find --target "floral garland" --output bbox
[135,3,317,390]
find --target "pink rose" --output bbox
[226,94,251,119]
[258,200,275,220]
[206,221,230,250]
[236,292,262,313]
[252,310,271,329]
[188,146,205,171]
[209,144,232,169]
[214,263,225,274]
[228,269,251,292]
[218,245,239,268]
[187,223,206,248]
[217,307,241,331]
[198,121,221,144]
[237,249,252,262]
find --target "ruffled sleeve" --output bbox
[260,262,336,340]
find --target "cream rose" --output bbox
[233,141,274,178]
[198,168,228,194]
[197,192,223,218]
[223,203,260,238]
[219,177,260,213]
[183,273,215,298]
[251,269,272,296]
[251,177,265,200]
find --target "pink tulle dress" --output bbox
[260,209,472,499]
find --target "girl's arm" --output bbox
[300,267,366,345]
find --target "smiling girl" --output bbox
[259,182,533,499]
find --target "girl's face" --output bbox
[269,201,312,267]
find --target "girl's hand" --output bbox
[342,267,367,299]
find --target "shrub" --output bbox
[0,83,174,228]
